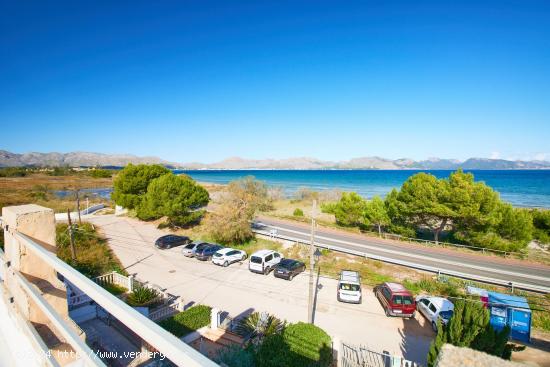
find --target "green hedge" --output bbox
[255,322,332,367]
[158,305,211,337]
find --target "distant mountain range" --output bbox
[1,150,550,170]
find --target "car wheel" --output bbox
[264,267,270,275]
[385,308,390,317]
[289,274,294,281]
[223,261,229,267]
[432,321,438,332]
[241,254,247,261]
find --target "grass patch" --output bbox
[158,305,212,337]
[101,282,127,296]
[255,322,332,367]
[56,222,126,278]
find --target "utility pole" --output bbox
[76,189,82,225]
[307,199,317,324]
[67,209,77,261]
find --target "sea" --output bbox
[175,169,550,209]
[57,170,550,209]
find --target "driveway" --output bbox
[88,215,434,365]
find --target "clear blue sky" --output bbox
[1,0,549,163]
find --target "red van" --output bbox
[375,282,416,318]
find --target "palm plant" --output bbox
[126,285,160,307]
[234,312,285,345]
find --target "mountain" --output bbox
[0,150,178,168]
[180,156,550,170]
[2,150,550,170]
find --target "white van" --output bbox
[337,270,362,304]
[249,250,282,275]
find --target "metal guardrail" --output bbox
[253,229,550,294]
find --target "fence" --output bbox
[341,342,419,367]
[0,248,5,282]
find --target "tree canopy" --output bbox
[363,196,390,235]
[136,173,209,226]
[332,192,368,227]
[111,164,170,209]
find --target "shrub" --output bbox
[126,286,160,307]
[0,167,28,177]
[235,312,285,345]
[56,222,126,278]
[102,283,127,296]
[158,305,211,337]
[111,164,170,209]
[88,169,113,178]
[293,208,304,217]
[215,344,255,367]
[255,322,332,367]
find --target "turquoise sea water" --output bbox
[175,170,550,209]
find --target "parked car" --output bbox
[195,244,224,261]
[182,241,209,257]
[190,242,213,257]
[274,259,305,280]
[212,248,247,267]
[374,282,416,318]
[416,296,454,331]
[154,235,191,249]
[337,270,362,304]
[249,250,282,274]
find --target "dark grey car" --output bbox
[195,244,223,261]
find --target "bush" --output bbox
[56,222,126,278]
[49,166,74,176]
[158,305,211,337]
[532,209,550,244]
[88,169,113,178]
[0,167,28,177]
[255,322,332,367]
[293,208,304,217]
[111,164,170,209]
[216,344,255,367]
[126,286,160,307]
[102,283,127,296]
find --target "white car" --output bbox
[212,248,247,267]
[416,296,454,331]
[249,250,282,274]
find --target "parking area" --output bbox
[88,215,434,365]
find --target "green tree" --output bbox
[393,173,456,244]
[207,177,272,244]
[532,209,550,244]
[234,312,285,346]
[332,192,368,227]
[496,205,533,245]
[111,164,170,209]
[427,300,513,367]
[364,196,390,236]
[137,174,209,226]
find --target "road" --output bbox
[88,215,434,365]
[254,217,550,293]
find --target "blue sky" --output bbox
[1,0,549,163]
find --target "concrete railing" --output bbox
[1,205,218,367]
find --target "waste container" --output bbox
[488,292,531,343]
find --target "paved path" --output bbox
[256,216,550,293]
[89,215,434,365]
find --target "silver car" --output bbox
[182,241,209,257]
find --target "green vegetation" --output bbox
[49,166,75,176]
[87,168,113,178]
[427,300,522,367]
[56,222,126,278]
[126,286,161,307]
[158,305,212,337]
[322,170,547,252]
[0,167,29,177]
[293,208,304,217]
[111,164,170,209]
[207,176,272,244]
[235,312,286,345]
[255,322,332,367]
[136,173,209,227]
[101,282,127,296]
[215,344,255,367]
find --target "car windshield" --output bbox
[393,295,413,305]
[250,256,262,264]
[439,310,453,320]
[340,283,360,291]
[213,252,222,257]
[278,260,294,269]
[184,244,195,249]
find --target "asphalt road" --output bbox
[254,217,550,293]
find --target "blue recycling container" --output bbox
[488,292,531,343]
